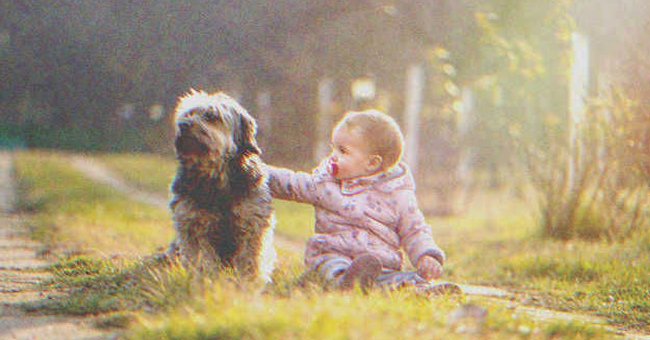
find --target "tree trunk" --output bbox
[315,78,335,163]
[403,64,425,176]
[568,32,590,193]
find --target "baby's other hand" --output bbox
[417,255,443,281]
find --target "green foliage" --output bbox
[426,187,650,332]
[140,259,200,310]
[544,321,606,339]
[465,0,573,179]
[95,312,136,329]
[51,256,116,279]
[502,257,602,283]
[420,0,575,207]
[0,124,26,150]
[131,285,451,340]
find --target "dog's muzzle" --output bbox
[175,122,208,156]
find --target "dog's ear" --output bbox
[236,112,262,156]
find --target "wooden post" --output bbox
[457,87,474,210]
[256,90,272,153]
[568,32,590,192]
[403,64,425,176]
[315,78,334,163]
[596,67,612,175]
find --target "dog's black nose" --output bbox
[178,121,192,132]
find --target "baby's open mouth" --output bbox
[330,162,339,177]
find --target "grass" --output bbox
[23,256,145,316]
[14,151,174,256]
[428,190,650,331]
[12,150,648,338]
[95,153,177,194]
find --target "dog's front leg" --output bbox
[231,199,274,280]
[230,223,264,279]
[172,200,223,269]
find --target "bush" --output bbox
[525,90,649,241]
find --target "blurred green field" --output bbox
[12,150,649,338]
[14,151,174,256]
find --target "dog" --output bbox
[167,89,276,283]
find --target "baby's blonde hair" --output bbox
[333,109,404,170]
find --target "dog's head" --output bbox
[173,90,261,161]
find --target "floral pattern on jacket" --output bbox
[267,160,445,271]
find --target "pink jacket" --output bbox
[267,161,445,272]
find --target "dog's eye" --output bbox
[203,111,219,123]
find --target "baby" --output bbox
[267,110,458,294]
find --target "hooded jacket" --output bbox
[267,161,445,271]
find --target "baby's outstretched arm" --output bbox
[266,165,321,205]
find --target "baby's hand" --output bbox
[417,255,443,281]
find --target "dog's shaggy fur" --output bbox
[168,89,276,283]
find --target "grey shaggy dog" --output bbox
[167,89,276,283]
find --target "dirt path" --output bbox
[69,155,650,339]
[0,152,111,339]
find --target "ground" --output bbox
[2,151,648,339]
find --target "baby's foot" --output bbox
[339,254,382,292]
[416,282,463,296]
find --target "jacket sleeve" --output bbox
[396,191,446,267]
[266,165,321,205]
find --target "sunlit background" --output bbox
[0,0,648,224]
[1,2,649,336]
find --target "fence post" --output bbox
[457,87,474,210]
[568,32,590,192]
[315,78,335,163]
[403,64,425,176]
[255,89,272,150]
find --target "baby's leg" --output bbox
[338,254,382,291]
[313,254,382,291]
[377,270,462,296]
[376,271,427,290]
[313,254,353,283]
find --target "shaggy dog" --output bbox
[168,90,276,283]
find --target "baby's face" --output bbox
[329,127,378,180]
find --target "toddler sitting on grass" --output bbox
[267,109,460,295]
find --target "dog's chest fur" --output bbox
[170,154,271,263]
